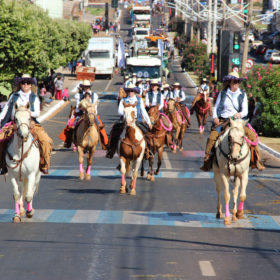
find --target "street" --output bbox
[0,4,279,280]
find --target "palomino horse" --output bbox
[167,99,187,152]
[118,87,127,105]
[194,90,212,134]
[213,119,251,225]
[73,100,98,180]
[141,106,170,181]
[118,104,146,195]
[6,103,41,223]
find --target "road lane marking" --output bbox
[0,209,280,230]
[104,78,113,92]
[44,169,280,181]
[199,261,216,277]
[163,151,172,169]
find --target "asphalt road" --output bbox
[0,6,279,280]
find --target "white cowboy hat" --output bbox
[172,82,181,88]
[124,75,129,79]
[136,78,142,84]
[80,80,91,87]
[150,79,160,86]
[124,84,139,93]
[163,83,170,89]
[132,73,137,76]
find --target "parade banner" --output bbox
[118,38,126,68]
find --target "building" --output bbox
[33,0,63,19]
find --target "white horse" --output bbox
[213,119,251,225]
[118,104,146,195]
[6,103,41,223]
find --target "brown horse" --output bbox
[73,100,99,180]
[194,91,212,134]
[167,99,187,152]
[118,104,146,195]
[141,106,167,181]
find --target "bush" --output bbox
[243,64,280,136]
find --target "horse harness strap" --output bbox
[121,137,144,160]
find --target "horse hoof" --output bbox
[120,185,127,194]
[20,210,25,217]
[232,215,238,222]
[224,217,231,225]
[26,209,34,218]
[85,174,91,181]
[237,210,244,219]
[80,173,85,180]
[179,147,183,152]
[151,175,155,181]
[130,188,136,196]
[13,216,21,223]
[216,212,222,219]
[146,173,151,180]
[141,171,145,177]
[154,170,159,175]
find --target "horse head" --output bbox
[167,98,176,112]
[123,103,137,126]
[14,102,31,142]
[84,103,96,126]
[228,119,247,159]
[201,90,208,103]
[148,105,160,125]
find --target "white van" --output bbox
[84,37,115,78]
[133,27,150,41]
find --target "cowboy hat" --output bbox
[202,78,209,82]
[124,75,129,79]
[80,80,91,87]
[172,82,181,88]
[145,78,150,82]
[222,72,245,83]
[124,84,139,93]
[136,78,142,84]
[132,73,137,76]
[17,74,37,85]
[163,83,170,89]
[150,79,160,86]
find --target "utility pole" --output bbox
[197,0,200,43]
[190,0,194,41]
[222,0,226,29]
[241,0,253,75]
[207,0,212,54]
[212,0,217,53]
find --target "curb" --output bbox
[38,100,65,123]
[259,142,280,160]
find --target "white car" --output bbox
[269,52,280,63]
[242,32,255,42]
[264,49,275,62]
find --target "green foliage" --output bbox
[181,39,210,80]
[243,64,280,136]
[0,0,91,88]
[86,7,104,16]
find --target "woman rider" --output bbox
[200,72,264,171]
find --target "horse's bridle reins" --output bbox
[218,127,250,175]
[6,109,38,182]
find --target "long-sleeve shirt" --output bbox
[74,91,98,114]
[172,89,186,102]
[0,90,40,123]
[213,88,248,119]
[145,91,164,111]
[118,95,151,125]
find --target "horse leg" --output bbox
[85,146,96,181]
[120,156,127,194]
[214,171,223,219]
[19,178,28,217]
[221,174,231,225]
[154,146,163,175]
[237,170,249,219]
[202,113,208,133]
[232,177,241,222]
[25,173,36,218]
[130,156,143,195]
[11,177,21,223]
[147,153,154,181]
[179,125,186,151]
[77,146,85,180]
[140,158,145,177]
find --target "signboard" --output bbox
[232,67,239,73]
[246,59,254,69]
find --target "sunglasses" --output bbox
[21,81,32,85]
[232,80,241,84]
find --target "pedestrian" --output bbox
[71,61,77,75]
[55,76,63,100]
[62,87,70,102]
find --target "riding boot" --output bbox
[64,127,73,148]
[200,132,218,171]
[200,153,213,172]
[252,146,265,171]
[0,141,8,175]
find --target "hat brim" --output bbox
[222,75,245,83]
[172,84,181,88]
[124,87,139,93]
[150,82,161,86]
[16,77,36,85]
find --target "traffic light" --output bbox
[111,0,118,8]
[233,32,241,53]
[243,0,248,15]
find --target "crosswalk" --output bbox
[1,209,280,230]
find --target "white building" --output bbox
[33,0,63,19]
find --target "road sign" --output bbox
[232,67,239,73]
[246,59,254,69]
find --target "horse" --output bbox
[118,104,146,195]
[5,103,41,223]
[118,87,127,105]
[213,119,251,225]
[141,106,168,181]
[167,99,187,152]
[73,100,99,180]
[193,90,212,134]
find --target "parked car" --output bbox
[250,40,263,53]
[264,49,276,62]
[269,52,280,63]
[242,32,255,42]
[255,45,267,55]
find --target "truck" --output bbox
[132,6,152,24]
[81,36,115,79]
[133,27,150,41]
[125,56,162,82]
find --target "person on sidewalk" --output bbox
[200,72,265,172]
[145,79,164,111]
[55,75,63,100]
[106,84,152,159]
[0,74,53,175]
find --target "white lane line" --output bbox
[199,261,216,277]
[104,78,113,92]
[163,151,172,169]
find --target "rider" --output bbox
[66,80,108,149]
[135,78,144,97]
[170,82,191,127]
[162,84,171,100]
[145,79,164,111]
[131,73,137,86]
[106,84,152,159]
[190,78,211,114]
[124,75,132,88]
[200,72,265,172]
[0,74,53,175]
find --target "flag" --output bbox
[158,39,163,61]
[118,38,126,68]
